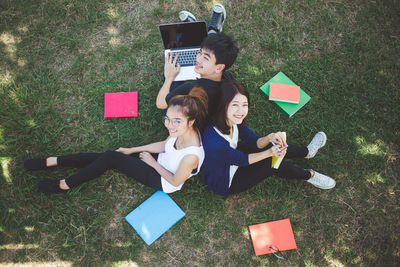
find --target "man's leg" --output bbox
[178,4,226,35]
[208,3,226,35]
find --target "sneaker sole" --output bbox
[318,131,327,148]
[306,131,327,159]
[307,178,336,189]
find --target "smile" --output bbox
[233,115,244,119]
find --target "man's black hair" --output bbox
[201,32,239,70]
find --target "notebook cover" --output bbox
[269,83,300,104]
[125,191,185,246]
[249,218,297,256]
[271,132,286,169]
[104,92,138,118]
[271,155,284,169]
[260,72,311,117]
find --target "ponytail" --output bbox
[168,87,208,132]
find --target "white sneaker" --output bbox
[179,11,197,22]
[306,170,336,189]
[305,132,327,159]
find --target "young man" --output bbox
[156,4,239,118]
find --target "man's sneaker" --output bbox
[305,131,327,159]
[179,11,196,22]
[208,3,226,33]
[306,170,336,189]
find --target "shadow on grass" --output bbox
[1,0,399,266]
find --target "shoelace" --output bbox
[210,12,223,26]
[309,137,323,153]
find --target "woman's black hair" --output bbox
[213,81,250,135]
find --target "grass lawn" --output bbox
[1,0,399,266]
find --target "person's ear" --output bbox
[188,119,195,128]
[215,64,226,74]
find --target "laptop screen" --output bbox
[159,21,207,49]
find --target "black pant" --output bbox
[57,151,163,190]
[229,143,311,194]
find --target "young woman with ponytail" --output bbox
[24,87,208,194]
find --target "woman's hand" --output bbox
[139,152,157,167]
[116,147,132,155]
[268,132,288,148]
[164,52,180,80]
[269,144,287,158]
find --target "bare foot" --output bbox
[59,179,70,190]
[46,157,57,167]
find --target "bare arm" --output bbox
[256,135,271,149]
[140,153,199,187]
[116,139,168,155]
[256,132,287,149]
[156,53,180,109]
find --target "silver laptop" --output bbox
[159,21,208,81]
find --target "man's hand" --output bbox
[164,52,180,80]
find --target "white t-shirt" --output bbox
[157,136,205,193]
[214,124,239,187]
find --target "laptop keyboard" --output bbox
[173,50,199,67]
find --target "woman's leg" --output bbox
[65,151,162,189]
[38,151,162,193]
[24,152,104,170]
[229,158,311,195]
[237,141,308,159]
[284,144,308,159]
[57,153,105,168]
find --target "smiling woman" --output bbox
[201,82,336,198]
[23,88,208,195]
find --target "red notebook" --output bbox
[104,92,138,118]
[249,218,297,256]
[268,83,300,104]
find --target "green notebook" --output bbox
[260,72,311,117]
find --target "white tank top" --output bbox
[157,136,205,193]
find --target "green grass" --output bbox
[1,0,399,266]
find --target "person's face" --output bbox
[226,93,248,126]
[164,106,194,137]
[194,48,225,76]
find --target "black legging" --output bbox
[229,143,311,194]
[57,151,163,190]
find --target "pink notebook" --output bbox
[269,83,300,104]
[104,92,138,118]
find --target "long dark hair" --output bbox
[168,87,208,132]
[213,81,250,135]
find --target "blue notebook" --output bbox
[125,191,185,246]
